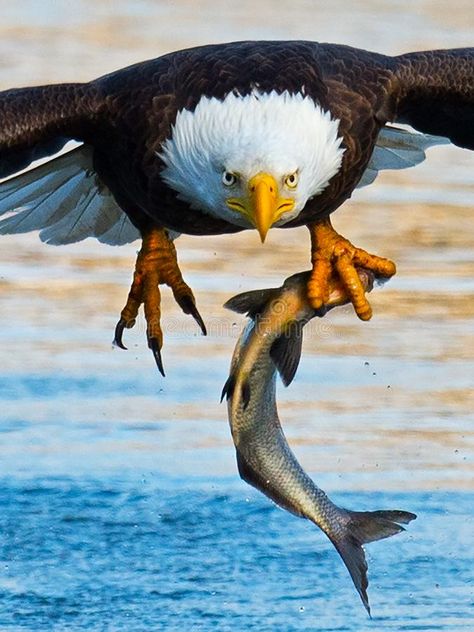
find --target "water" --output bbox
[1,1,474,630]
[0,476,472,632]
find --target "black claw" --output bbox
[148,336,165,377]
[113,318,128,350]
[179,295,207,336]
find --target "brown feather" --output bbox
[0,41,473,239]
[393,48,474,149]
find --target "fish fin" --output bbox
[330,509,417,615]
[350,510,417,542]
[220,374,236,402]
[270,322,303,387]
[221,374,251,408]
[241,380,251,410]
[329,533,372,615]
[224,288,279,319]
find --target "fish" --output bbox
[222,270,416,615]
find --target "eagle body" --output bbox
[0,40,473,368]
[1,40,472,243]
[92,41,389,236]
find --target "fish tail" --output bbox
[330,509,416,616]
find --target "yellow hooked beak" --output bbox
[226,173,295,242]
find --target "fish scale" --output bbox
[232,345,343,535]
[223,270,416,615]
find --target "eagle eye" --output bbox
[222,171,238,186]
[284,172,299,189]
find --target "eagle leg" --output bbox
[307,217,396,320]
[113,225,206,374]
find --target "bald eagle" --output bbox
[0,41,471,372]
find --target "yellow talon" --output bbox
[113,225,206,374]
[307,217,396,320]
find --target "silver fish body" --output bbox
[223,270,416,615]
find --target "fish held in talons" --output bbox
[223,270,416,615]
[307,217,397,322]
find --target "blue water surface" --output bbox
[0,474,472,632]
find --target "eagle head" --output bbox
[159,90,345,241]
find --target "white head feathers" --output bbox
[159,90,345,227]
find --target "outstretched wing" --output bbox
[0,145,140,246]
[0,82,141,246]
[0,83,94,178]
[358,48,474,188]
[357,125,449,188]
[391,48,474,150]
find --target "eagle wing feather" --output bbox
[357,125,449,188]
[0,145,140,246]
[392,48,474,150]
